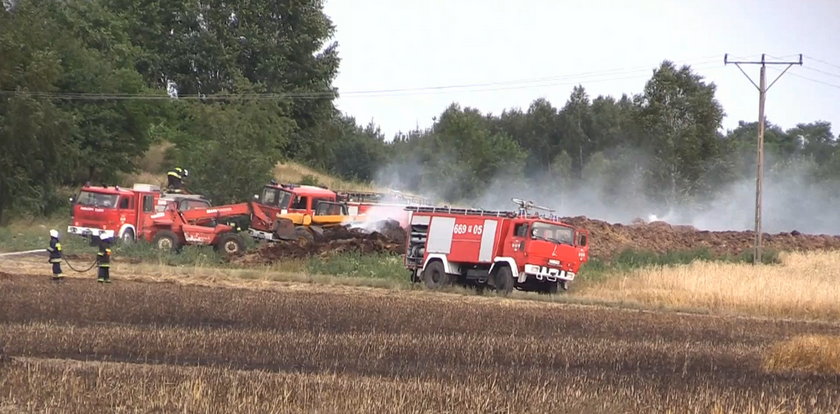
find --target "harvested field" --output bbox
[1,272,839,413]
[562,216,840,260]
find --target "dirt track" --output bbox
[1,272,839,412]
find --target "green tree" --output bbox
[173,100,294,204]
[558,85,594,178]
[787,121,836,165]
[635,61,726,203]
[0,2,73,222]
[421,105,526,201]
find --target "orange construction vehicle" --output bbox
[252,182,426,241]
[145,202,260,255]
[404,199,590,294]
[251,182,354,241]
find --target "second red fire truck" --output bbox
[405,199,589,294]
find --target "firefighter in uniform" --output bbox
[167,167,189,192]
[46,229,63,281]
[96,234,112,283]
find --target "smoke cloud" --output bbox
[375,151,840,235]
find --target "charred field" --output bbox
[1,272,839,413]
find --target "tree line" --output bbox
[2,0,838,223]
[0,0,340,222]
[374,63,840,208]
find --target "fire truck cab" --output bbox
[68,184,210,242]
[405,205,589,294]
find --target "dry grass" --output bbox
[1,272,839,413]
[764,335,840,375]
[273,161,378,191]
[120,160,379,192]
[136,141,173,173]
[118,142,172,187]
[578,250,840,320]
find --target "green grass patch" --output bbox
[114,242,226,267]
[306,252,407,281]
[0,214,80,252]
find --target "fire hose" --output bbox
[62,256,98,273]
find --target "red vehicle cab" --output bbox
[68,184,210,242]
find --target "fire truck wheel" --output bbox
[120,228,135,244]
[422,260,452,289]
[541,281,560,295]
[216,233,245,256]
[493,266,514,296]
[152,230,180,252]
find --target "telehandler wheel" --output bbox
[493,266,514,296]
[216,233,246,257]
[422,260,452,289]
[152,230,180,252]
[294,226,315,245]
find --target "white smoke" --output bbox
[374,150,840,235]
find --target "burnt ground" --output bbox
[1,272,839,412]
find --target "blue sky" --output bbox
[324,0,840,139]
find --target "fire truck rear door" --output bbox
[478,219,498,262]
[426,216,456,254]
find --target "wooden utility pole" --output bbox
[725,54,802,264]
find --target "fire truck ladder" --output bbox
[405,206,516,217]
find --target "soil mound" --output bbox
[561,216,840,260]
[236,221,406,265]
[235,215,840,264]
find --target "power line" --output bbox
[788,72,840,89]
[0,56,722,101]
[800,66,840,79]
[806,55,840,71]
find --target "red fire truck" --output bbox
[68,184,210,243]
[404,200,589,294]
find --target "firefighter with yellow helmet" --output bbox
[167,166,189,192]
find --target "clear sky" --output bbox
[323,0,840,139]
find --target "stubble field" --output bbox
[2,271,839,413]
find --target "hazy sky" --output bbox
[324,0,840,139]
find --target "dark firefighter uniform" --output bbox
[47,231,63,280]
[167,167,188,190]
[97,237,112,283]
